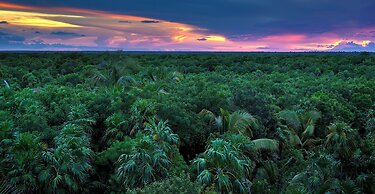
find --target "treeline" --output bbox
[0,52,374,193]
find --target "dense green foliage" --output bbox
[0,52,374,193]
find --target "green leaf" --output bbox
[252,138,279,151]
[197,170,212,184]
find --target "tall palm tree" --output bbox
[116,135,171,189]
[277,110,321,148]
[39,124,93,193]
[193,138,253,193]
[66,104,95,133]
[144,119,179,146]
[5,132,43,193]
[143,119,180,160]
[90,61,138,87]
[200,108,259,137]
[284,149,345,194]
[325,122,357,157]
[130,99,157,134]
[90,70,108,86]
[103,113,128,144]
[200,109,278,152]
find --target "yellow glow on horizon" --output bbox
[205,36,226,42]
[332,40,343,46]
[0,10,82,27]
[361,40,371,47]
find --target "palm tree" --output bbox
[143,119,180,161]
[90,61,138,87]
[193,138,253,193]
[4,132,43,193]
[115,120,180,189]
[129,99,157,134]
[144,119,179,148]
[66,104,95,133]
[1,121,21,194]
[283,149,345,194]
[39,124,93,193]
[325,122,357,157]
[103,113,128,144]
[142,67,167,82]
[90,70,109,86]
[200,108,259,137]
[277,110,321,148]
[116,135,171,189]
[200,109,279,153]
[0,119,13,157]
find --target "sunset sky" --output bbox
[0,0,374,51]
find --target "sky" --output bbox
[0,0,374,51]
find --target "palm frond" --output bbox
[302,124,315,138]
[197,170,212,185]
[199,109,216,120]
[278,110,301,130]
[252,138,279,152]
[227,110,259,138]
[0,181,17,194]
[117,76,137,87]
[217,172,232,192]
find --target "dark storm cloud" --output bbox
[118,21,132,23]
[3,0,374,36]
[50,31,85,37]
[0,21,9,24]
[141,20,160,24]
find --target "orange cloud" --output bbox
[0,2,231,49]
[0,2,374,51]
[0,2,34,10]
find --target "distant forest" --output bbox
[0,52,374,193]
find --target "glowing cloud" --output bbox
[360,40,371,47]
[0,2,374,51]
[0,10,83,27]
[0,2,233,50]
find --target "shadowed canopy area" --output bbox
[0,0,374,51]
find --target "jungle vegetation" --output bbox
[0,52,374,193]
